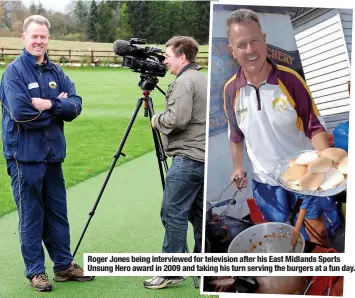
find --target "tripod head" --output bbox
[139,73,166,103]
[139,74,159,91]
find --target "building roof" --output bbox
[214,5,299,15]
[214,5,317,21]
[290,7,316,20]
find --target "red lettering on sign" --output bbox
[284,54,292,65]
[277,51,283,61]
[272,49,278,60]
[265,46,293,66]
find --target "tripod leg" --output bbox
[146,97,168,178]
[73,97,144,258]
[185,245,199,289]
[151,128,167,189]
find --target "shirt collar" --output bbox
[22,48,52,69]
[176,63,200,78]
[236,58,279,88]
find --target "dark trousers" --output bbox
[6,160,73,279]
[160,155,204,253]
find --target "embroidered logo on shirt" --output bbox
[272,97,289,112]
[28,82,39,90]
[49,81,57,89]
[236,108,248,118]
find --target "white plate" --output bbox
[274,150,347,197]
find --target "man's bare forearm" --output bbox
[311,131,330,151]
[231,141,243,169]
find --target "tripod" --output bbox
[73,75,199,288]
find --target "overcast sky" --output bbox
[22,0,73,13]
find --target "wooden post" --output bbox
[69,49,71,62]
[91,50,94,64]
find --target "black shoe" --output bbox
[143,276,186,289]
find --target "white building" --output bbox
[292,8,352,131]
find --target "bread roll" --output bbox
[289,157,298,167]
[319,168,345,190]
[299,173,324,191]
[337,156,348,174]
[286,182,300,191]
[307,157,332,173]
[295,152,319,166]
[320,148,347,163]
[282,165,307,184]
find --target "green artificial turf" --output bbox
[0,152,215,297]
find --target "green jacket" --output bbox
[155,64,207,162]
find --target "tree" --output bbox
[1,1,27,32]
[64,0,76,15]
[116,2,132,40]
[0,0,210,44]
[96,1,115,42]
[126,1,149,39]
[29,1,37,14]
[27,1,46,15]
[196,1,210,44]
[180,1,200,37]
[167,1,184,37]
[86,0,98,41]
[49,12,76,37]
[107,1,120,11]
[145,1,171,44]
[74,0,89,38]
[37,1,46,15]
[109,1,121,39]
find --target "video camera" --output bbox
[113,38,168,78]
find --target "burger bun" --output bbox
[337,156,348,174]
[295,152,319,166]
[320,148,347,163]
[307,157,332,173]
[282,165,307,184]
[299,172,324,191]
[319,168,345,190]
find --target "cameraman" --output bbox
[144,36,207,289]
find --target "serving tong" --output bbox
[208,172,248,219]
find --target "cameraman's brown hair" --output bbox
[166,36,199,63]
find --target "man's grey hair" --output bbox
[23,15,51,32]
[226,9,262,38]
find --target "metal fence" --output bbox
[0,47,209,66]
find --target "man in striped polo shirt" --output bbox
[224,9,340,245]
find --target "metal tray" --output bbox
[274,150,347,197]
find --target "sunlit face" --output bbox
[164,46,186,76]
[22,22,49,59]
[228,20,267,76]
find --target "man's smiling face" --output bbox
[23,22,49,58]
